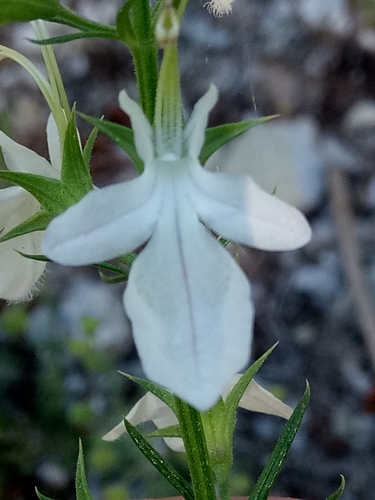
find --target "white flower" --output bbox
[102,377,293,452]
[42,85,311,410]
[204,0,234,16]
[0,116,61,301]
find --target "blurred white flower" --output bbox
[0,116,60,301]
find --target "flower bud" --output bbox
[155,2,179,47]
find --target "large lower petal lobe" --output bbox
[42,166,160,265]
[125,162,253,411]
[0,186,45,301]
[189,161,311,251]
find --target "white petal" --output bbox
[225,375,292,419]
[125,163,253,411]
[0,186,45,301]
[184,85,218,158]
[0,131,59,179]
[119,90,154,164]
[103,391,184,452]
[46,113,62,172]
[189,162,312,251]
[102,391,175,440]
[42,165,160,265]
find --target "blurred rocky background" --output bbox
[2,0,375,499]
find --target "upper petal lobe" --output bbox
[188,161,311,251]
[42,165,161,265]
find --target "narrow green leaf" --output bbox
[0,171,76,214]
[248,383,311,500]
[200,116,278,165]
[79,113,143,173]
[225,344,278,436]
[16,251,50,262]
[130,0,158,123]
[116,0,136,45]
[75,439,93,500]
[0,0,62,25]
[30,30,119,45]
[120,373,176,411]
[125,419,194,500]
[145,425,182,439]
[83,125,99,168]
[0,210,52,243]
[51,8,117,35]
[325,475,346,500]
[61,109,93,199]
[35,487,55,500]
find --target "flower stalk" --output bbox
[173,396,217,500]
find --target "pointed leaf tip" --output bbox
[325,475,345,500]
[75,439,93,500]
[35,487,55,500]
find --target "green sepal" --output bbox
[224,344,278,441]
[79,113,143,174]
[76,439,93,500]
[117,252,136,267]
[98,271,129,284]
[200,116,278,166]
[83,125,99,168]
[325,475,346,500]
[61,108,93,200]
[150,0,166,29]
[120,373,176,412]
[93,262,129,276]
[35,487,55,500]
[248,383,310,500]
[145,424,182,439]
[218,236,230,248]
[0,171,76,214]
[0,210,52,243]
[124,419,194,500]
[0,0,63,25]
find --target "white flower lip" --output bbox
[42,85,311,410]
[0,115,61,302]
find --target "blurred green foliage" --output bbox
[359,0,375,26]
[0,300,182,500]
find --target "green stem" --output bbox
[176,0,190,21]
[130,0,158,123]
[216,465,230,500]
[203,409,231,500]
[174,397,217,500]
